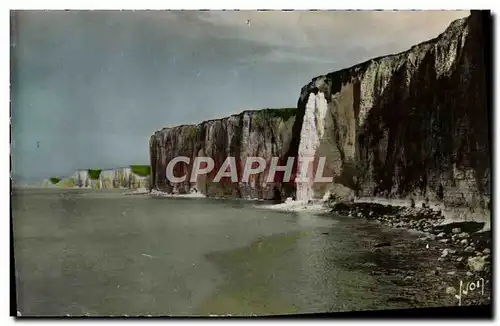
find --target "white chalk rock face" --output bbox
[44,167,150,190]
[72,170,90,188]
[96,167,150,189]
[41,179,54,188]
[296,90,328,202]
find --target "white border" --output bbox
[3,1,498,325]
[2,0,498,10]
[2,4,12,325]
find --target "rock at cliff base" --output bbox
[446,287,457,295]
[374,241,391,248]
[464,246,475,253]
[468,256,487,272]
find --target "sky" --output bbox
[10,10,469,183]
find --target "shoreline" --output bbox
[14,186,491,308]
[258,196,491,306]
[351,197,491,230]
[325,200,491,305]
[257,198,329,213]
[17,185,492,231]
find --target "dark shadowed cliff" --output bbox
[149,109,295,199]
[150,11,490,211]
[288,11,490,209]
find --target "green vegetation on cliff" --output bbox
[130,165,150,177]
[49,177,61,184]
[252,108,295,129]
[263,108,296,121]
[55,177,76,188]
[186,126,198,140]
[88,169,102,180]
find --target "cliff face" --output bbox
[73,168,149,189]
[149,109,295,199]
[42,168,149,189]
[289,12,490,209]
[148,12,489,207]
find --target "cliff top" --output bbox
[154,107,296,134]
[300,13,471,98]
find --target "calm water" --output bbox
[12,188,433,316]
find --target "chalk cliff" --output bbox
[149,109,295,199]
[43,167,149,189]
[72,168,149,189]
[288,11,490,210]
[149,12,490,210]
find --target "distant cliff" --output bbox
[149,109,295,199]
[43,166,150,189]
[288,11,490,209]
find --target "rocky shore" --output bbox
[329,201,491,306]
